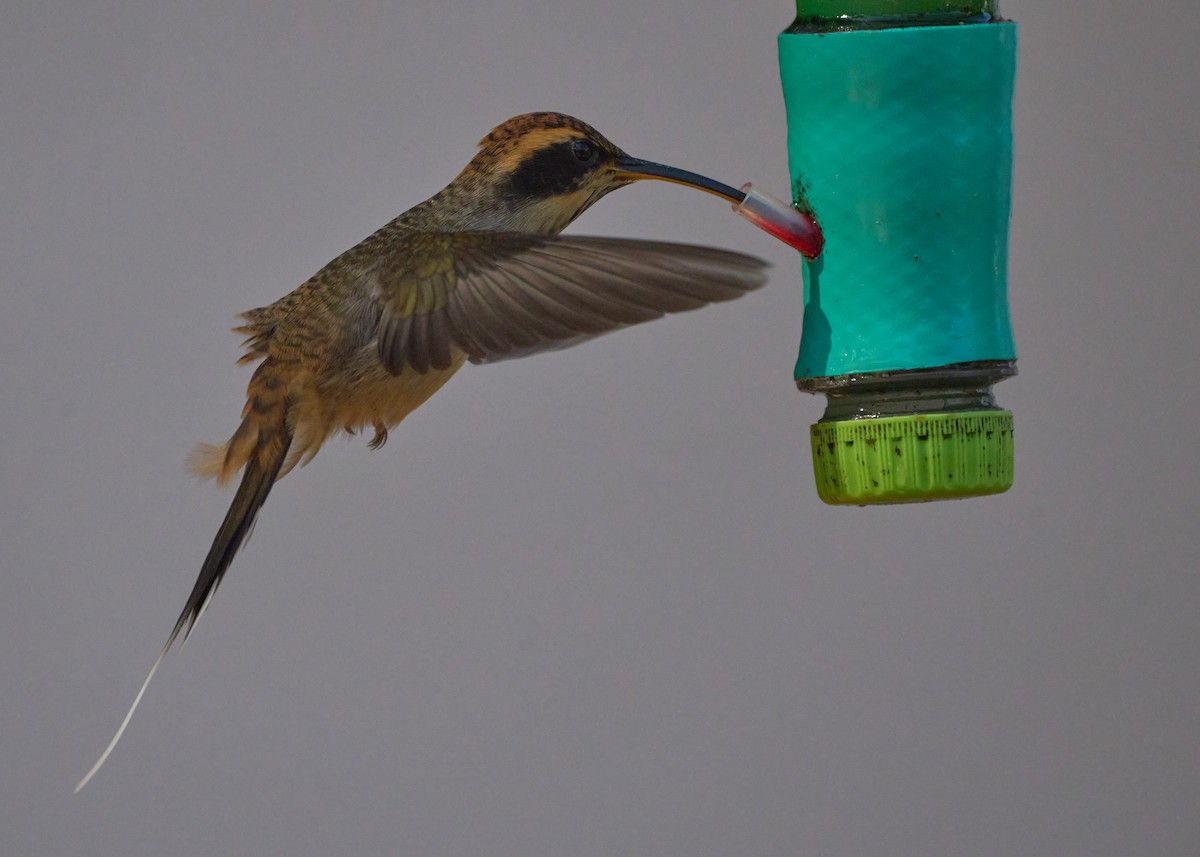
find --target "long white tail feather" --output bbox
[74,641,172,792]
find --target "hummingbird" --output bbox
[76,111,803,790]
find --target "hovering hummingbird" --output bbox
[76,111,819,790]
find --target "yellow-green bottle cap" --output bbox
[810,411,1013,505]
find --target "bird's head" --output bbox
[436,112,748,234]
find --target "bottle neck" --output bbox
[788,1,1000,33]
[800,360,1016,421]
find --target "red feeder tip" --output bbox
[733,183,823,260]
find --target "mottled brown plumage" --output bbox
[76,112,769,790]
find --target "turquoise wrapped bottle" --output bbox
[779,0,1018,504]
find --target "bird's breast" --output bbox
[317,347,469,438]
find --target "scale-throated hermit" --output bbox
[75,112,822,790]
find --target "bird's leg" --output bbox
[368,421,389,450]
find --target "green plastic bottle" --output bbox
[779,0,1017,505]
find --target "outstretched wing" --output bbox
[370,233,769,374]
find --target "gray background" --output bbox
[3,2,1197,855]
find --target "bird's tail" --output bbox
[172,423,292,646]
[75,359,293,791]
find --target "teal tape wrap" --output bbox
[778,23,1017,381]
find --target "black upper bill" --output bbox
[614,156,746,204]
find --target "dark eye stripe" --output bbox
[508,140,598,198]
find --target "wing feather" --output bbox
[372,232,769,372]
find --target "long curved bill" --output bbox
[615,156,747,204]
[614,156,824,260]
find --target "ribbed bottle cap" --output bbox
[810,411,1013,505]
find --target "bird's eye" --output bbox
[570,139,598,164]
